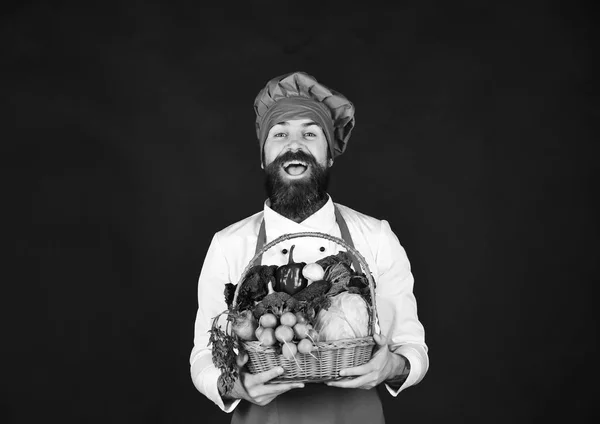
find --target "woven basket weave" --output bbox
[232,231,379,383]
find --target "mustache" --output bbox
[271,150,318,168]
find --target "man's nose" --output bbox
[286,136,304,151]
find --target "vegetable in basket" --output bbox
[287,279,331,305]
[228,264,278,311]
[324,261,354,297]
[313,292,370,342]
[284,279,332,323]
[230,309,259,341]
[302,262,325,283]
[274,245,309,295]
[252,281,299,319]
[315,251,354,270]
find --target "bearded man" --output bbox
[190,72,429,424]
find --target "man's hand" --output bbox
[223,352,305,406]
[325,334,407,390]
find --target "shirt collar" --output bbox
[263,195,336,238]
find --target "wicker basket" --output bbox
[231,231,379,383]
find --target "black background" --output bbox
[3,1,597,423]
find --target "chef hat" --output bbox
[254,71,355,160]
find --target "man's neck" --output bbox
[270,195,329,224]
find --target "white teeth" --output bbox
[283,160,307,168]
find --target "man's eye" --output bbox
[273,132,287,138]
[304,132,316,137]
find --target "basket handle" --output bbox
[232,231,379,336]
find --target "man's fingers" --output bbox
[253,366,285,385]
[373,333,391,347]
[326,374,370,389]
[249,382,305,405]
[261,381,305,395]
[339,363,371,377]
[247,367,304,396]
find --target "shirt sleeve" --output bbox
[189,233,241,413]
[374,220,429,396]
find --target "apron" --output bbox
[231,206,385,424]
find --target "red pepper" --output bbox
[274,245,308,295]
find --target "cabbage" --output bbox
[314,292,369,341]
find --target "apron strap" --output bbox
[253,218,267,266]
[334,206,362,273]
[252,205,362,273]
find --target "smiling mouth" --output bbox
[282,160,309,176]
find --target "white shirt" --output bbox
[190,196,429,412]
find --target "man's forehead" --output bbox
[272,119,321,127]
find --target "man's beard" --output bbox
[264,150,330,223]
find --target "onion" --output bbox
[232,310,258,341]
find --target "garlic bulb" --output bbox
[302,263,325,283]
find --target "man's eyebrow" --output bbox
[272,121,319,127]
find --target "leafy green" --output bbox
[323,262,353,297]
[316,251,353,270]
[208,312,239,394]
[223,283,236,308]
[236,265,277,311]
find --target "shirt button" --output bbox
[319,246,325,252]
[282,248,288,255]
